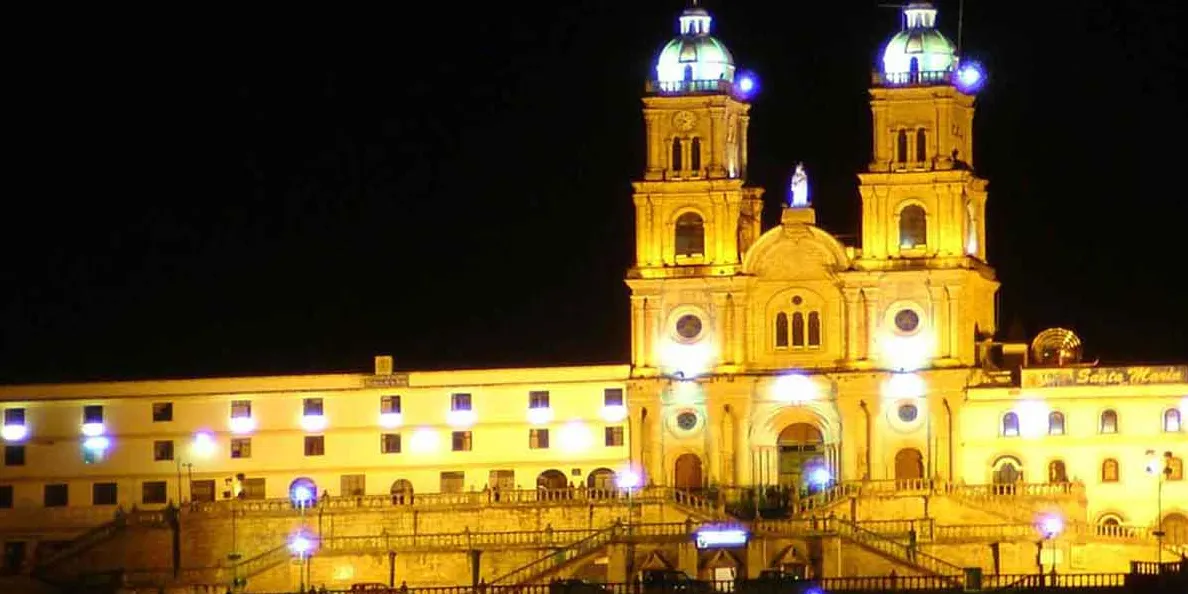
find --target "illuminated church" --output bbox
[0,2,1185,589]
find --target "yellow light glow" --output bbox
[81,422,105,437]
[447,410,476,428]
[526,407,554,425]
[879,333,933,372]
[300,414,328,432]
[658,340,716,378]
[379,412,403,429]
[671,380,702,404]
[229,416,256,434]
[409,428,439,453]
[600,405,628,423]
[771,373,819,404]
[881,372,925,400]
[333,565,355,581]
[1014,399,1049,439]
[558,421,593,453]
[190,432,216,458]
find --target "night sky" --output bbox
[3,1,1184,383]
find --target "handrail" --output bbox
[488,522,621,585]
[835,518,964,579]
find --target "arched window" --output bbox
[909,57,920,81]
[775,313,789,348]
[1048,411,1065,436]
[915,128,927,163]
[1001,412,1020,437]
[1100,409,1118,434]
[791,312,806,347]
[1101,458,1119,482]
[671,138,683,171]
[899,205,927,248]
[1164,409,1182,432]
[1048,460,1068,483]
[690,137,702,172]
[896,130,908,164]
[807,311,821,347]
[674,212,704,258]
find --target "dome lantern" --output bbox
[650,3,736,95]
[878,2,957,86]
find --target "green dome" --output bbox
[654,7,735,86]
[880,3,956,82]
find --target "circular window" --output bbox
[791,296,803,306]
[894,309,921,334]
[675,314,703,341]
[897,404,919,423]
[676,411,699,431]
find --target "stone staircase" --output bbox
[30,509,171,587]
[488,522,622,585]
[834,518,965,583]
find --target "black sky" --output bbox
[3,1,1185,383]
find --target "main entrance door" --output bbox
[674,453,703,490]
[778,423,824,489]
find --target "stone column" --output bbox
[928,285,949,360]
[862,288,881,361]
[607,543,631,582]
[648,400,664,485]
[678,541,700,577]
[631,296,646,367]
[642,299,657,368]
[946,286,962,363]
[709,108,728,178]
[843,288,862,362]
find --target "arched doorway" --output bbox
[674,453,703,490]
[586,468,616,492]
[991,456,1023,494]
[389,479,413,505]
[537,469,568,490]
[1048,460,1068,483]
[777,423,825,489]
[1163,513,1188,546]
[894,448,924,481]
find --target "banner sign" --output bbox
[1022,366,1188,389]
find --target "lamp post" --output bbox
[1039,515,1063,584]
[289,533,315,592]
[1146,450,1173,566]
[617,469,641,529]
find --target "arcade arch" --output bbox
[777,423,828,489]
[674,453,704,490]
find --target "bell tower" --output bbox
[627,4,764,373]
[854,2,999,366]
[858,2,988,262]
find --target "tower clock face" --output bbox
[673,111,696,131]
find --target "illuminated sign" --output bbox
[1022,366,1188,389]
[695,528,748,549]
[363,375,410,389]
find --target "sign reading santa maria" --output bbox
[1022,365,1188,388]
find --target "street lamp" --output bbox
[617,469,641,528]
[289,531,317,591]
[1145,449,1174,566]
[1038,514,1063,583]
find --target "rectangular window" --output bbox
[142,481,167,504]
[450,393,472,411]
[528,391,550,409]
[230,438,251,459]
[0,485,14,509]
[340,474,366,497]
[381,395,402,414]
[605,426,625,447]
[190,479,216,503]
[440,471,465,493]
[92,483,117,505]
[230,400,252,418]
[4,445,25,466]
[3,408,25,425]
[381,433,402,454]
[243,478,266,500]
[451,431,472,452]
[153,440,174,462]
[151,402,173,422]
[304,435,325,456]
[604,388,624,407]
[83,405,103,424]
[44,484,68,507]
[529,428,550,449]
[489,470,515,491]
[303,398,324,416]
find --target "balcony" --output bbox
[872,69,954,87]
[645,79,734,95]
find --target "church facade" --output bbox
[1,2,1186,572]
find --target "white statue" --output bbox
[788,162,810,207]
